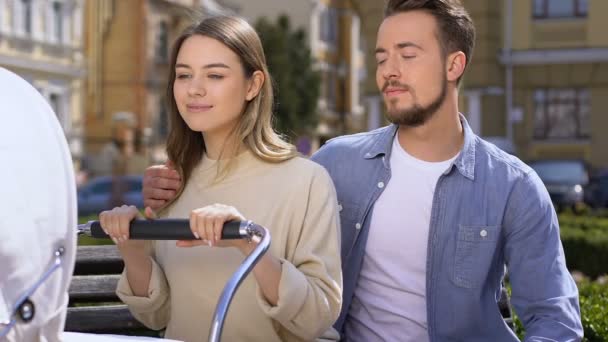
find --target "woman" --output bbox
[99,16,342,342]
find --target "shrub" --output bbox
[559,215,608,279]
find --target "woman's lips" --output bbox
[186,104,213,112]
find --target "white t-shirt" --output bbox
[345,134,458,342]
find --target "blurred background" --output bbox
[2,0,608,211]
[1,0,607,339]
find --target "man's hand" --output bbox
[142,162,181,210]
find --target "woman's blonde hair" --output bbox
[162,16,297,210]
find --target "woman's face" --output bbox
[173,35,256,140]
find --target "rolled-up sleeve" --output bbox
[116,255,171,331]
[503,171,583,341]
[256,166,343,341]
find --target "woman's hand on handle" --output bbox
[178,203,250,253]
[99,205,157,249]
[98,205,158,297]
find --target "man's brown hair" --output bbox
[385,0,475,82]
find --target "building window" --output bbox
[157,99,168,141]
[327,71,336,110]
[533,0,588,19]
[156,22,169,62]
[534,89,590,140]
[53,1,63,42]
[0,1,3,34]
[49,93,61,114]
[22,0,32,35]
[320,7,338,45]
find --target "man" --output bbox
[142,1,583,340]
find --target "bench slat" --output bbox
[65,305,156,334]
[69,274,120,302]
[74,245,124,275]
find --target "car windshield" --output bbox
[529,161,588,184]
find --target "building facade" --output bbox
[84,0,202,175]
[0,0,86,164]
[463,0,608,167]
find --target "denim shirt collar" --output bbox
[362,114,477,180]
[453,114,477,180]
[362,125,397,169]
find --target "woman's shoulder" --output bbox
[270,156,334,191]
[278,155,329,177]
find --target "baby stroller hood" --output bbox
[0,67,77,342]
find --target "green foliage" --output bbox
[578,279,608,341]
[254,15,321,138]
[559,214,608,279]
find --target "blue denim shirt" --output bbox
[311,116,583,342]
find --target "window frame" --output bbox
[533,0,588,19]
[533,88,590,141]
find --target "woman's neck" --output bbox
[202,131,244,160]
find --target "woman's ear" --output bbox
[446,51,466,83]
[245,71,265,101]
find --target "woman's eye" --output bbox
[208,74,224,80]
[176,74,191,79]
[402,55,416,59]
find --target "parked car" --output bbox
[77,175,144,217]
[527,159,589,212]
[584,170,608,209]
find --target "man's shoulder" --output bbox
[475,136,534,180]
[312,126,393,160]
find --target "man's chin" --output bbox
[386,110,430,127]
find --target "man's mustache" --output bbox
[382,80,410,92]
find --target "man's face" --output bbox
[375,10,448,127]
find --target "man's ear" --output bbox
[446,51,466,82]
[245,71,265,101]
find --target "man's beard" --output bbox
[384,76,447,127]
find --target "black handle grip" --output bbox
[89,219,243,240]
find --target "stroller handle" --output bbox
[78,219,259,242]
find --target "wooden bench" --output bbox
[65,245,161,336]
[66,246,514,334]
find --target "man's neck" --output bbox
[396,98,464,163]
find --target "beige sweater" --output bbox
[116,151,342,342]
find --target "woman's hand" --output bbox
[100,205,156,297]
[99,205,157,251]
[178,203,252,254]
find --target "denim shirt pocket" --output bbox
[338,200,361,258]
[452,225,500,289]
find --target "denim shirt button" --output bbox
[338,204,343,212]
[480,229,488,237]
[355,223,362,230]
[377,181,385,189]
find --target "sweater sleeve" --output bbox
[255,165,343,341]
[115,242,171,331]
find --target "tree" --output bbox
[255,15,320,139]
